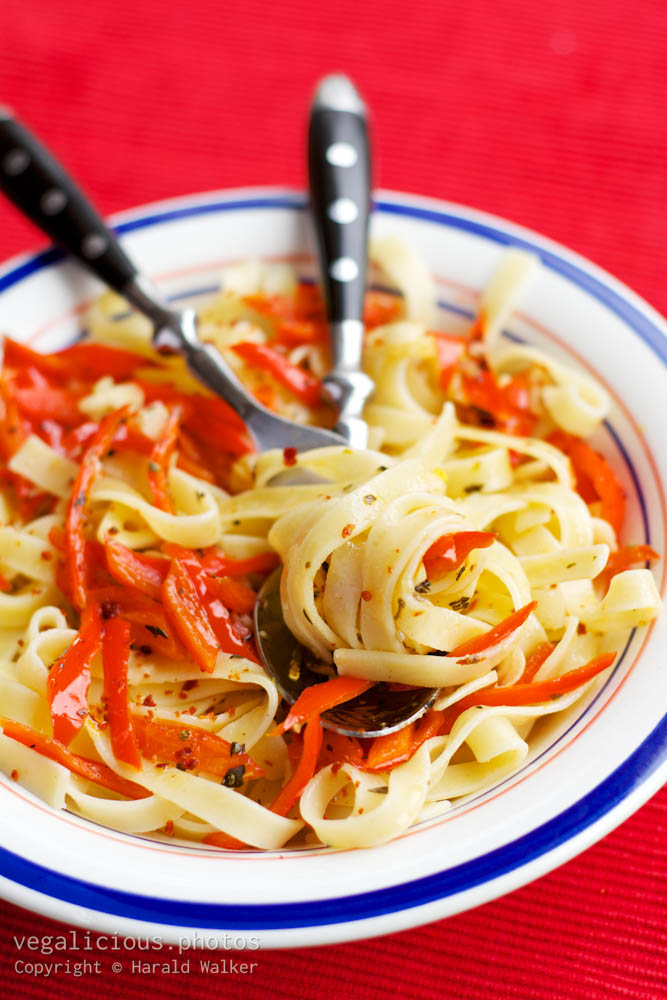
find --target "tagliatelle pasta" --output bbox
[0,243,661,852]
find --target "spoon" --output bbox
[0,97,436,737]
[254,76,437,738]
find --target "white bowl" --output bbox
[0,188,665,949]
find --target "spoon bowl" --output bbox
[255,569,437,738]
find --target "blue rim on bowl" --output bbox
[0,189,665,944]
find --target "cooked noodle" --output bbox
[0,243,660,850]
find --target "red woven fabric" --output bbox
[0,0,666,996]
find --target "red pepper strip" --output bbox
[364,722,415,772]
[88,585,185,660]
[412,708,446,748]
[430,332,466,390]
[243,290,328,346]
[0,379,30,459]
[3,337,152,383]
[203,575,257,614]
[254,382,278,410]
[104,538,168,600]
[0,571,11,592]
[0,717,150,799]
[62,421,100,457]
[275,676,373,735]
[202,831,249,850]
[13,367,83,427]
[447,602,537,661]
[519,642,555,684]
[599,544,660,592]
[295,283,327,317]
[51,527,108,604]
[48,525,67,550]
[176,429,217,483]
[446,652,617,717]
[243,293,299,319]
[38,419,65,451]
[46,604,103,746]
[162,560,220,673]
[502,370,533,413]
[270,716,323,816]
[318,731,364,769]
[102,616,141,769]
[244,285,328,334]
[136,382,252,457]
[178,433,237,491]
[363,290,402,329]
[57,343,153,380]
[461,369,537,436]
[147,406,182,513]
[201,548,280,577]
[362,711,446,773]
[273,318,328,347]
[423,530,496,581]
[66,406,131,611]
[365,709,451,773]
[112,422,155,456]
[12,377,83,427]
[231,342,322,408]
[548,431,626,535]
[14,485,55,523]
[52,525,106,568]
[181,398,253,459]
[131,715,263,781]
[64,420,156,461]
[163,545,260,662]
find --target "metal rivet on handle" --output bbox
[325,142,357,168]
[81,233,108,260]
[328,198,358,224]
[40,188,67,216]
[2,148,30,176]
[329,257,359,282]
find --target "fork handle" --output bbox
[0,109,141,297]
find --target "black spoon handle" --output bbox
[0,108,138,295]
[308,75,371,327]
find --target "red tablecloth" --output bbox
[0,0,665,996]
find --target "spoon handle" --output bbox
[309,75,374,448]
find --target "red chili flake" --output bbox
[283,447,298,467]
[182,680,199,691]
[577,622,587,635]
[40,551,52,561]
[17,639,24,647]
[164,820,174,836]
[10,770,18,781]
[342,523,355,538]
[361,590,372,602]
[331,761,343,775]
[142,694,156,707]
